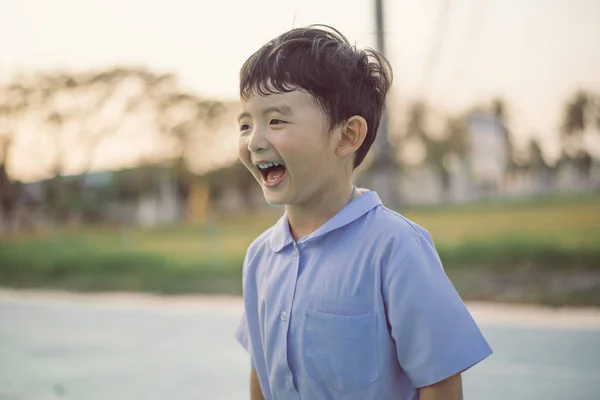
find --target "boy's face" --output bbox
[238,90,341,206]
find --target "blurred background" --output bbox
[0,0,599,399]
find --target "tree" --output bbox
[0,137,16,228]
[560,90,599,180]
[403,101,454,199]
[491,97,516,178]
[147,78,225,205]
[527,138,548,173]
[0,81,32,228]
[561,90,589,157]
[2,66,230,225]
[22,68,158,222]
[444,116,469,158]
[37,68,160,176]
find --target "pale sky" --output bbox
[1,0,600,179]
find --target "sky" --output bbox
[1,0,600,179]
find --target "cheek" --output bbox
[238,137,252,166]
[276,129,325,157]
[305,134,335,161]
[285,142,332,174]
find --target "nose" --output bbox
[247,126,270,153]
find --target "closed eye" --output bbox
[270,119,286,126]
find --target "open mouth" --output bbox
[256,161,287,188]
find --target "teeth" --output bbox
[257,162,281,169]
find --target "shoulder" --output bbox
[365,204,435,248]
[363,205,441,276]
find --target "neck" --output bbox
[285,178,356,242]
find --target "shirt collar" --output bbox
[269,191,383,252]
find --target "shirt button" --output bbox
[292,248,299,257]
[280,311,288,322]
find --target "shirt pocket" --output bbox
[302,308,379,393]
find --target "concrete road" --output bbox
[1,290,599,400]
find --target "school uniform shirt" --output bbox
[235,191,492,400]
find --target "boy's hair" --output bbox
[239,25,393,168]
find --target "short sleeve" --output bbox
[383,235,493,388]
[235,311,254,366]
[235,250,255,367]
[235,311,251,352]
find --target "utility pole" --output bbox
[375,0,386,70]
[373,0,390,163]
[359,0,401,208]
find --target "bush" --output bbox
[0,242,243,295]
[1,236,599,305]
[438,238,600,272]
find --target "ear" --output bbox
[335,115,368,158]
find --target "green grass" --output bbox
[403,195,600,248]
[0,241,243,295]
[1,194,599,305]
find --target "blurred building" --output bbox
[397,110,600,206]
[2,145,599,232]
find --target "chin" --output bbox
[261,185,293,206]
[262,191,288,206]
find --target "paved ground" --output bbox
[0,290,599,400]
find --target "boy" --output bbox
[235,25,492,400]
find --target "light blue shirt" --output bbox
[236,191,492,399]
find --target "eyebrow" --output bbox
[237,105,293,122]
